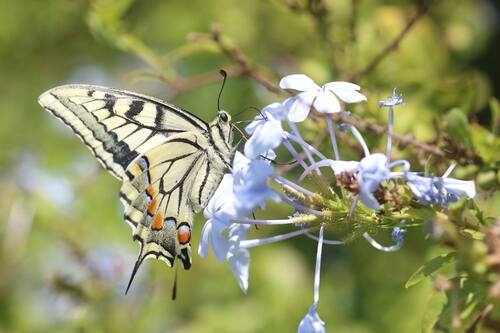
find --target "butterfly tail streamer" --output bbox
[125,243,145,295]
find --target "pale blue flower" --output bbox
[379,88,404,107]
[357,153,390,209]
[392,227,406,244]
[280,74,367,122]
[232,152,280,212]
[298,303,325,333]
[245,102,289,159]
[406,172,476,207]
[200,153,280,290]
[199,174,236,261]
[244,112,284,159]
[226,223,251,293]
[245,102,288,135]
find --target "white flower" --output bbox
[280,74,366,122]
[357,153,390,210]
[298,303,325,333]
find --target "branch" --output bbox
[188,25,286,96]
[128,65,246,97]
[157,26,451,163]
[348,2,430,81]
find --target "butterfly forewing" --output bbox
[38,84,233,290]
[38,85,209,179]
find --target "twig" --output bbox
[348,1,430,81]
[466,304,494,333]
[160,26,454,163]
[189,25,286,96]
[129,65,246,95]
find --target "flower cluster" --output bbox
[198,74,476,333]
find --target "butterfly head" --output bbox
[211,110,233,146]
[217,110,231,123]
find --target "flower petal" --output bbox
[203,174,234,219]
[324,81,367,103]
[226,224,251,293]
[245,102,287,135]
[211,221,230,261]
[198,221,212,258]
[312,90,341,114]
[280,74,320,92]
[329,160,360,174]
[288,91,317,122]
[227,247,249,293]
[298,304,325,333]
[443,178,476,199]
[263,102,288,121]
[244,113,283,159]
[359,190,381,210]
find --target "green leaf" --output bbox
[490,97,500,135]
[445,108,473,148]
[462,229,484,240]
[470,123,500,164]
[421,292,446,333]
[405,252,456,288]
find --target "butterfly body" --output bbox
[38,85,233,279]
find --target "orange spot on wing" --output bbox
[146,186,155,197]
[147,198,158,215]
[151,212,164,230]
[177,225,191,245]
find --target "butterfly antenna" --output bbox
[258,154,298,166]
[217,69,228,111]
[231,124,248,141]
[171,265,178,301]
[125,246,144,295]
[232,106,262,119]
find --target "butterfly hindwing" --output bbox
[120,132,211,270]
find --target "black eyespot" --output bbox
[219,111,229,122]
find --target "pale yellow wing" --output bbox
[38,84,209,179]
[120,132,222,277]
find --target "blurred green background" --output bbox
[0,0,499,332]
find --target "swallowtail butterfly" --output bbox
[38,85,233,291]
